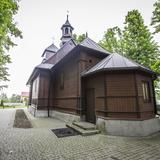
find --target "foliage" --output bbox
[10,94,21,103]
[0,100,4,106]
[122,10,160,68]
[0,85,8,91]
[0,93,8,102]
[99,10,160,99]
[99,26,123,53]
[73,33,86,43]
[99,10,160,72]
[151,0,160,34]
[0,0,22,81]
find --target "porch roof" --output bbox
[82,53,156,77]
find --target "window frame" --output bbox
[142,81,151,103]
[65,28,68,34]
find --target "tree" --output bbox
[99,26,122,53]
[73,33,86,43]
[100,10,160,72]
[122,10,159,69]
[10,94,21,103]
[151,0,160,34]
[99,10,160,99]
[0,93,8,102]
[0,0,22,81]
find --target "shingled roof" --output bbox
[83,53,155,76]
[41,43,58,57]
[27,38,109,85]
[44,39,76,64]
[61,17,74,30]
[79,37,108,54]
[36,63,54,69]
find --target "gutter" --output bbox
[47,71,51,117]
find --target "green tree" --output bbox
[100,10,160,72]
[0,0,22,81]
[0,93,8,102]
[122,10,159,69]
[99,10,160,99]
[10,94,21,103]
[99,26,122,53]
[151,0,160,34]
[73,33,86,43]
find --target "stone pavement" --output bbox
[0,109,160,160]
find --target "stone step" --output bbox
[66,123,100,136]
[73,121,96,130]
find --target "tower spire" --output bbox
[67,10,69,21]
[67,14,68,21]
[60,13,74,47]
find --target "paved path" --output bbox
[0,109,160,160]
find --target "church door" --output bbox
[86,89,95,123]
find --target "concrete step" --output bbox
[73,121,96,130]
[66,123,100,136]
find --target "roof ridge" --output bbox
[119,53,152,71]
[87,53,113,72]
[43,39,76,63]
[79,37,109,54]
[82,53,154,77]
[41,43,58,57]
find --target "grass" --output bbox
[0,105,27,109]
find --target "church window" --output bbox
[142,81,151,102]
[65,28,68,34]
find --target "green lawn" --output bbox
[0,105,27,109]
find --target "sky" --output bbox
[1,0,160,97]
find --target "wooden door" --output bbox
[86,89,95,123]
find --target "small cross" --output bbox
[67,10,69,20]
[51,37,55,43]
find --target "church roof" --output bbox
[36,63,54,69]
[61,16,74,30]
[79,37,109,54]
[41,43,58,57]
[44,38,76,64]
[83,53,155,76]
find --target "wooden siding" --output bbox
[83,71,156,120]
[136,73,155,119]
[83,75,105,117]
[106,73,137,114]
[32,76,40,99]
[38,71,50,109]
[49,51,105,114]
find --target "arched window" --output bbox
[65,28,68,34]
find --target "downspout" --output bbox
[47,71,51,117]
[134,72,140,119]
[151,79,157,115]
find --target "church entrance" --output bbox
[85,88,96,123]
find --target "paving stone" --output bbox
[0,108,160,159]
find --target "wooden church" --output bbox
[27,16,160,136]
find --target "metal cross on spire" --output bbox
[51,36,55,44]
[67,10,69,21]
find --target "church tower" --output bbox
[60,15,74,47]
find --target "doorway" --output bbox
[85,89,95,123]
